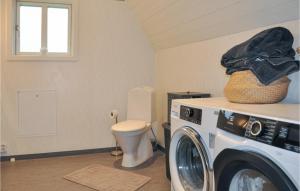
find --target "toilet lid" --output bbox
[112,120,146,132]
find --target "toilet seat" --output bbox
[112,120,146,133]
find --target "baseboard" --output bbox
[1,145,166,161]
[0,147,118,161]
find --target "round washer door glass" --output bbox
[229,169,278,191]
[176,134,205,191]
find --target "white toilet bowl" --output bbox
[112,120,153,167]
[111,87,155,168]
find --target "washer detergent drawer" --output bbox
[171,102,180,119]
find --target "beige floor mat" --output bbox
[64,164,151,191]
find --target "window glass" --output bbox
[47,7,69,53]
[19,5,42,52]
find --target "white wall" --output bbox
[155,20,300,145]
[1,0,154,155]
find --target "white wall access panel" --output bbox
[18,90,57,137]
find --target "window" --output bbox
[47,7,69,53]
[17,5,42,53]
[14,1,75,58]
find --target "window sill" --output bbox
[7,55,78,62]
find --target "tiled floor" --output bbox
[1,151,170,191]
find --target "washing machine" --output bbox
[170,97,299,191]
[214,110,300,191]
[169,98,219,191]
[213,102,300,191]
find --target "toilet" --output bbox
[112,87,154,168]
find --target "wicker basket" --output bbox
[224,70,290,104]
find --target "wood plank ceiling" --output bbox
[127,0,300,49]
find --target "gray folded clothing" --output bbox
[221,27,299,85]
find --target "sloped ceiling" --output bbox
[127,0,300,49]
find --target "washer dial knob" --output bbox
[250,121,263,136]
[185,108,193,117]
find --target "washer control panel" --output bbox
[180,106,202,125]
[245,117,278,145]
[217,110,300,153]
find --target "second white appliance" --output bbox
[169,100,217,191]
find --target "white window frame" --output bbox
[5,0,78,61]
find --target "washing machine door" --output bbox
[214,149,297,191]
[169,126,212,191]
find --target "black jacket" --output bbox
[221,27,299,85]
